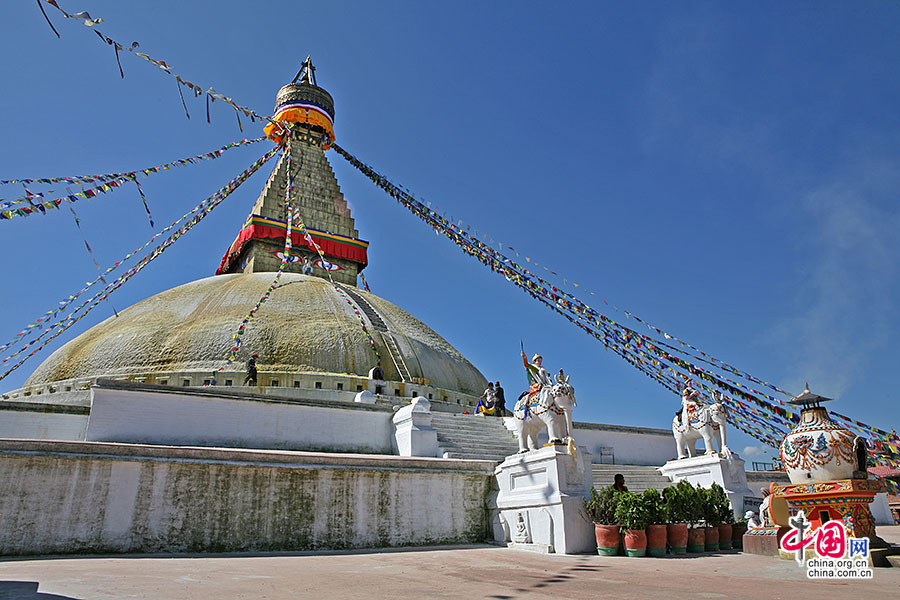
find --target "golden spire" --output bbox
[292,56,317,86]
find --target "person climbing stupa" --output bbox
[475,382,496,415]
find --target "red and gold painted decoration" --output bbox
[770,479,884,539]
[217,215,368,274]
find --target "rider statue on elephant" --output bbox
[521,352,552,396]
[512,351,577,453]
[679,381,702,432]
[672,380,730,459]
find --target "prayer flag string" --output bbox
[0,146,279,380]
[40,1,270,129]
[330,141,896,457]
[219,144,296,370]
[0,136,264,220]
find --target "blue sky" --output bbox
[2,2,898,460]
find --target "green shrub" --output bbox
[662,484,687,524]
[700,486,720,526]
[583,485,620,525]
[615,491,651,530]
[709,482,734,524]
[680,481,703,527]
[641,489,666,525]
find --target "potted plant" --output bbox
[615,491,650,557]
[732,515,748,550]
[662,482,688,554]
[584,486,621,556]
[642,489,667,557]
[709,483,734,550]
[681,482,705,553]
[700,486,721,551]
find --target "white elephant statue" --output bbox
[551,370,576,440]
[512,372,576,453]
[672,390,730,459]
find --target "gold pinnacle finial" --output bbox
[292,56,317,86]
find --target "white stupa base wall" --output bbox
[86,383,395,454]
[0,403,88,441]
[492,445,595,554]
[659,453,754,520]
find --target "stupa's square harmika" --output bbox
[1,3,899,598]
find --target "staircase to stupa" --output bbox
[430,415,678,491]
[591,464,674,493]
[430,412,520,460]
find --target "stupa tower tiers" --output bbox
[217,57,368,287]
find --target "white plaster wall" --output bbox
[871,493,895,525]
[572,424,675,466]
[0,440,496,555]
[0,410,88,441]
[86,387,394,454]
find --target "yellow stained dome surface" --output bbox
[25,273,487,396]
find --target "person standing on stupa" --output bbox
[244,353,259,386]
[494,381,506,417]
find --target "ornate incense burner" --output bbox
[779,384,866,484]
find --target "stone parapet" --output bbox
[0,439,495,555]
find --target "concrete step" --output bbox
[436,442,518,454]
[431,416,508,426]
[431,412,520,461]
[431,421,509,432]
[433,428,514,439]
[439,438,513,448]
[444,452,508,461]
[435,427,511,438]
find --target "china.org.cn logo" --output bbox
[779,511,873,579]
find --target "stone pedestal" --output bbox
[492,445,594,554]
[392,397,438,457]
[659,454,754,521]
[743,526,790,556]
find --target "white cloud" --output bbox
[742,445,770,458]
[769,166,900,398]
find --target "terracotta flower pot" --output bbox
[594,524,620,556]
[717,523,733,550]
[704,526,719,551]
[623,529,647,557]
[731,522,747,549]
[687,527,705,553]
[646,524,667,556]
[666,523,688,554]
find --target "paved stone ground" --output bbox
[1,526,897,600]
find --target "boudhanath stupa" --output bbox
[1,59,888,556]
